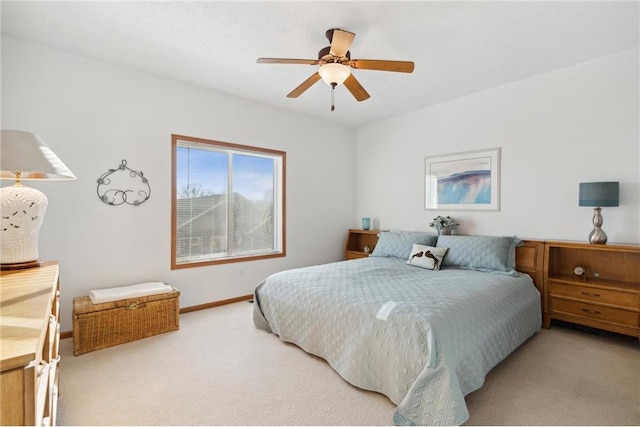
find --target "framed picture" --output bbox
[425,147,500,211]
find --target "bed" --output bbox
[253,232,544,425]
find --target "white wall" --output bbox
[1,36,356,331]
[4,35,638,332]
[355,48,640,245]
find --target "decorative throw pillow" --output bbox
[406,244,448,270]
[371,231,438,259]
[435,235,522,276]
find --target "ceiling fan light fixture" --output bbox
[318,63,350,87]
[258,28,412,102]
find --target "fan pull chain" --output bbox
[330,83,336,111]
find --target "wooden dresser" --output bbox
[1,262,61,426]
[543,241,640,339]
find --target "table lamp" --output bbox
[578,181,619,244]
[1,130,76,269]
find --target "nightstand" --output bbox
[345,229,381,260]
[543,241,640,340]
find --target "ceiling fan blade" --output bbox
[343,74,370,102]
[329,29,355,58]
[257,58,319,65]
[349,59,415,73]
[287,72,322,98]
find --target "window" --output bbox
[171,134,286,269]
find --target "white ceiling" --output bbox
[1,1,638,127]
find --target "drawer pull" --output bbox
[125,302,145,310]
[582,308,601,315]
[581,291,600,297]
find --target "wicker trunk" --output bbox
[73,289,180,355]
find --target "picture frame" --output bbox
[425,147,500,211]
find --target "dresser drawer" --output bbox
[35,362,50,426]
[550,297,638,327]
[549,281,636,309]
[45,315,57,362]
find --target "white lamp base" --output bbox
[0,183,48,269]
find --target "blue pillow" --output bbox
[372,231,438,260]
[435,235,522,276]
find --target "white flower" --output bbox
[429,216,459,230]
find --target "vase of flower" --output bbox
[429,215,459,235]
[438,227,452,236]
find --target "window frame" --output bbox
[171,134,286,270]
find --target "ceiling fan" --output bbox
[257,28,415,111]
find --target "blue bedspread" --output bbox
[253,257,541,425]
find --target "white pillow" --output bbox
[406,244,448,271]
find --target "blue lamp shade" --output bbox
[579,182,619,207]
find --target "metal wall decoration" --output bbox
[97,159,151,206]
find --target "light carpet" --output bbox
[57,301,639,426]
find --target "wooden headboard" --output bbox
[516,240,545,301]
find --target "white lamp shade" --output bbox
[318,63,351,86]
[1,130,76,180]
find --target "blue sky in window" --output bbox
[177,147,274,201]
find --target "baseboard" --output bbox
[179,294,253,313]
[60,294,254,339]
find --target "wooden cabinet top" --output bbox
[347,229,382,235]
[545,240,640,252]
[0,262,59,372]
